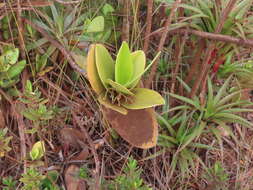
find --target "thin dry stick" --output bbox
[143,0,153,53]
[14,105,27,173]
[190,0,238,98]
[121,0,130,43]
[170,29,188,95]
[145,0,182,88]
[72,113,100,189]
[23,18,86,76]
[150,28,253,47]
[185,39,206,85]
[53,0,82,4]
[16,0,26,59]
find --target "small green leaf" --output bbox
[122,88,165,109]
[115,41,133,86]
[125,52,161,88]
[95,44,115,89]
[102,3,115,15]
[3,48,19,65]
[87,16,104,33]
[126,50,145,88]
[30,141,45,161]
[6,60,26,78]
[107,79,134,96]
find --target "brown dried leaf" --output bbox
[60,128,86,148]
[71,148,90,161]
[64,165,86,190]
[102,107,158,149]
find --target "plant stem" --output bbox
[145,0,182,88]
[143,0,153,54]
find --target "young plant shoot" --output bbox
[87,41,165,148]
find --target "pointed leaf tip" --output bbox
[115,41,133,86]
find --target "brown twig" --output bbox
[190,0,238,98]
[145,0,182,88]
[72,113,100,189]
[170,29,188,95]
[185,39,206,86]
[121,0,130,43]
[22,18,86,76]
[17,0,26,58]
[150,28,253,47]
[143,0,153,53]
[53,0,82,4]
[14,104,27,173]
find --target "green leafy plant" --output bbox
[168,76,253,135]
[19,80,55,134]
[40,170,59,190]
[202,162,229,190]
[87,41,164,114]
[0,47,26,89]
[106,157,151,190]
[157,111,208,179]
[87,41,164,148]
[2,177,17,190]
[20,168,46,190]
[0,128,12,158]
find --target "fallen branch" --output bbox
[143,0,154,53]
[151,28,253,47]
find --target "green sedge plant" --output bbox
[167,76,253,143]
[105,157,151,190]
[157,110,209,180]
[87,41,165,148]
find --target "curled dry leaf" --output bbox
[64,165,86,190]
[102,107,158,149]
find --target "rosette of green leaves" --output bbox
[87,41,165,115]
[0,47,26,89]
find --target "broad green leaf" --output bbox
[4,48,19,65]
[95,44,115,89]
[30,141,45,161]
[98,94,127,115]
[87,16,104,33]
[6,60,26,78]
[122,88,165,109]
[125,52,161,88]
[126,50,145,89]
[102,3,115,15]
[87,45,104,94]
[106,79,134,96]
[115,41,133,86]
